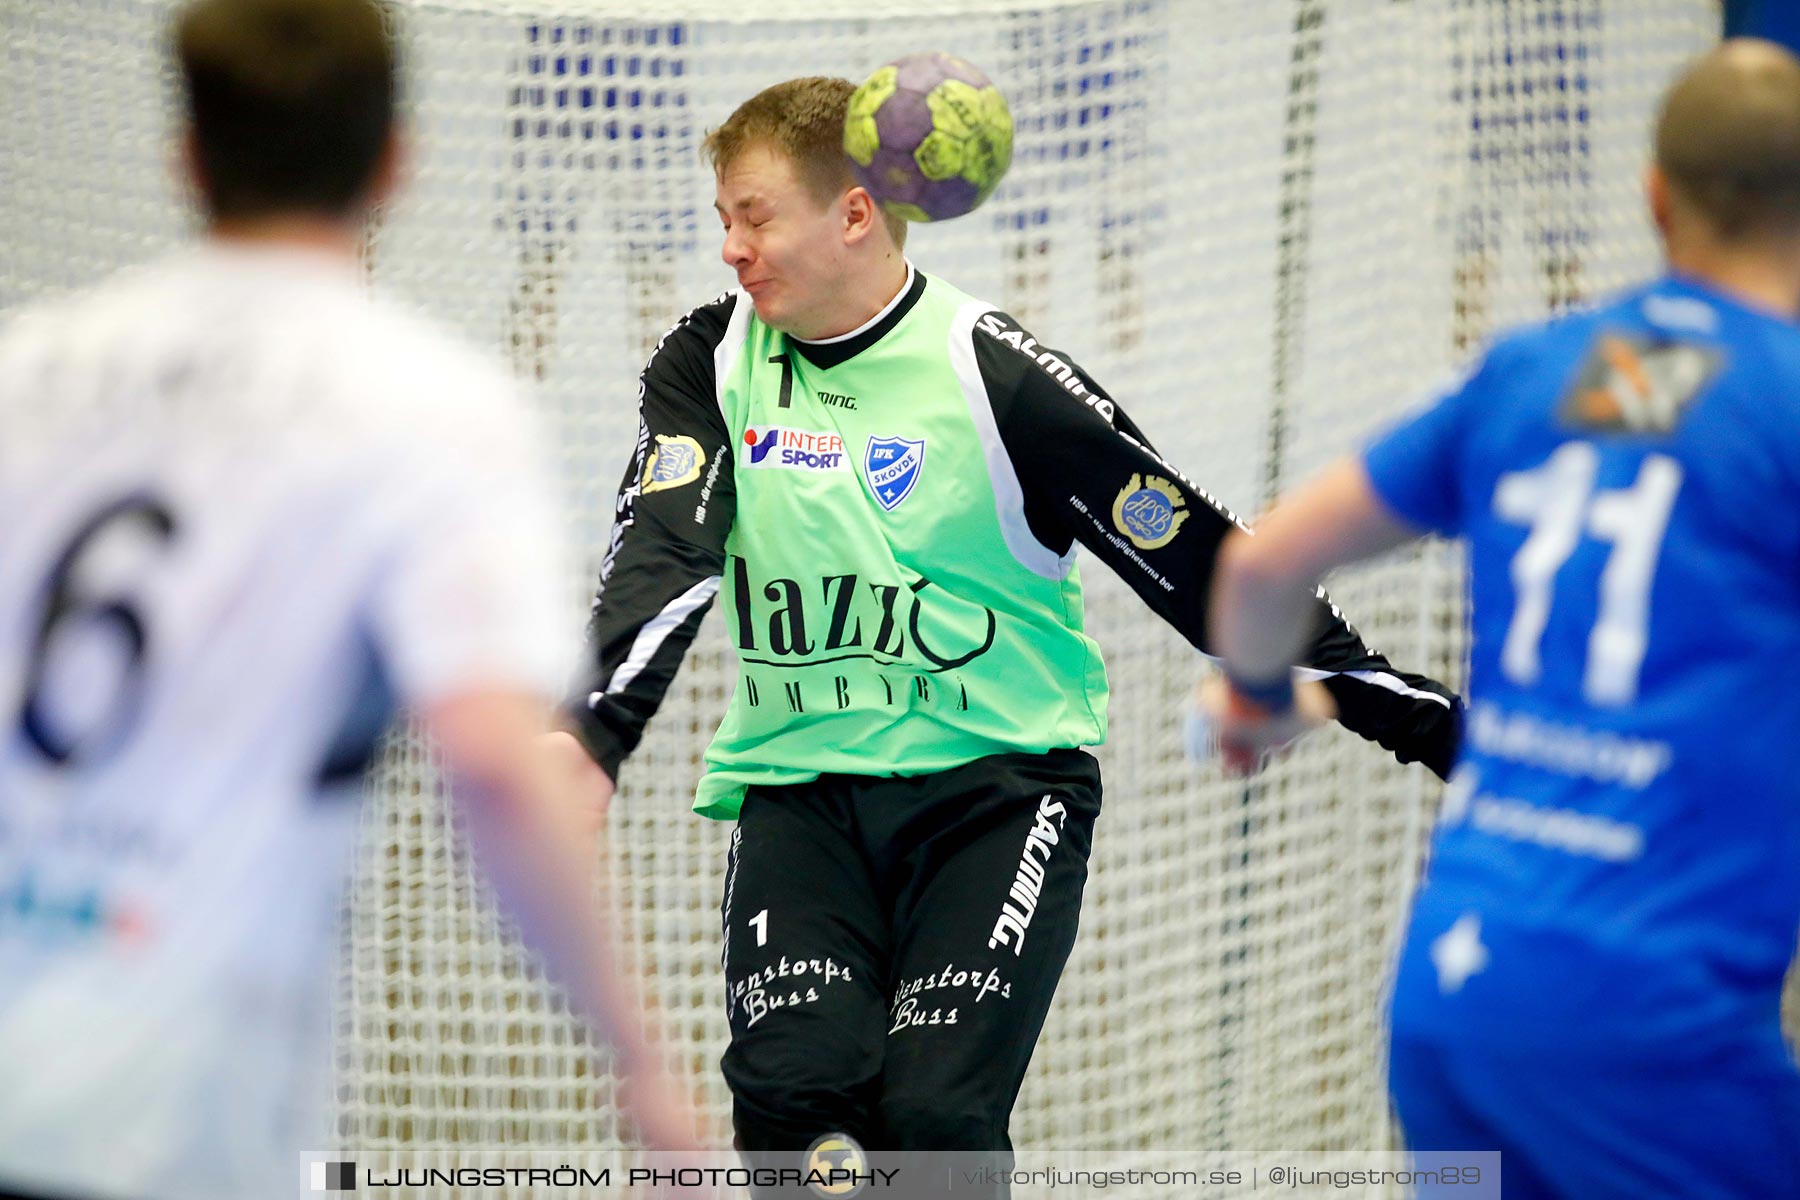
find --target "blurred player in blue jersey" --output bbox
[1206,39,1800,1200]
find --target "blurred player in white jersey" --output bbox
[0,1,697,1197]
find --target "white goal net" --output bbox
[7,0,1773,1188]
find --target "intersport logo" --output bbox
[743,426,848,471]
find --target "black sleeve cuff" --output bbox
[562,700,632,785]
[1320,677,1463,781]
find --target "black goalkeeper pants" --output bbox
[719,748,1101,1186]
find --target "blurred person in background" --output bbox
[546,73,1460,1195]
[1208,39,1800,1200]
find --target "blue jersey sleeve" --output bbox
[1362,357,1489,537]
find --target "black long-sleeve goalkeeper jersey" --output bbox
[569,268,1459,807]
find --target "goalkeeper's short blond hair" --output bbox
[704,76,908,248]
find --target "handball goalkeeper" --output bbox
[549,74,1461,1189]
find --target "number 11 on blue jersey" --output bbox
[1492,440,1683,707]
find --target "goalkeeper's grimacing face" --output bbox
[715,143,866,339]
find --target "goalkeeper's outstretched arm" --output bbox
[971,309,1459,776]
[566,294,739,784]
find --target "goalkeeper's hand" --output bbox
[1197,673,1337,776]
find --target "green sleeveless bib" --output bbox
[697,274,1108,817]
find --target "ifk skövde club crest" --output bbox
[865,436,926,511]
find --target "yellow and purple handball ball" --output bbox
[844,52,1014,223]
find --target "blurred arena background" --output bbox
[6,0,1784,1194]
